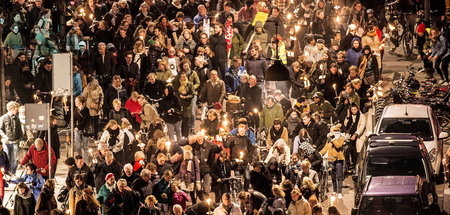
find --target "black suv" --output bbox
[353,134,439,209]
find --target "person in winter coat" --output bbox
[213,193,242,215]
[138,95,162,130]
[345,37,362,66]
[173,73,194,138]
[82,78,104,139]
[201,109,220,137]
[152,170,173,211]
[74,187,100,215]
[308,92,335,124]
[11,163,44,200]
[176,29,196,58]
[210,151,233,202]
[0,144,10,175]
[96,151,123,191]
[158,85,183,140]
[259,96,285,130]
[267,185,286,213]
[266,119,289,148]
[72,96,91,158]
[343,103,366,170]
[100,120,125,161]
[199,70,226,106]
[320,124,345,198]
[250,161,273,198]
[357,45,379,85]
[109,99,133,126]
[104,75,128,116]
[19,138,56,179]
[68,174,92,215]
[265,139,291,168]
[106,178,141,215]
[318,63,345,107]
[143,73,166,101]
[170,181,190,211]
[35,179,57,215]
[283,109,302,144]
[14,182,36,215]
[34,59,53,97]
[66,155,95,190]
[295,113,320,149]
[245,46,269,84]
[138,195,162,215]
[97,173,116,215]
[297,160,319,192]
[429,26,450,84]
[287,188,311,215]
[175,145,201,203]
[125,92,142,129]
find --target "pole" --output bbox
[424,0,431,26]
[0,23,5,114]
[47,102,52,179]
[70,55,74,157]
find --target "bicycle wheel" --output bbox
[402,29,414,57]
[319,172,328,202]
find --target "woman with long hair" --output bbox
[82,78,104,139]
[14,182,36,215]
[74,187,100,215]
[158,85,183,141]
[268,185,286,213]
[100,120,124,162]
[35,179,57,215]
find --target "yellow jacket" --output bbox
[320,135,345,161]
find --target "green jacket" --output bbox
[259,103,285,129]
[3,32,23,48]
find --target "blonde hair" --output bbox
[112,99,122,106]
[134,151,145,160]
[104,120,120,130]
[6,101,19,112]
[272,185,285,198]
[301,160,311,168]
[303,177,317,190]
[145,195,158,204]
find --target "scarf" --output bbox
[225,20,233,52]
[299,140,315,156]
[108,128,119,147]
[178,79,189,94]
[366,30,377,37]
[105,182,116,192]
[345,112,360,135]
[270,127,283,143]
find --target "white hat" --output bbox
[78,41,86,47]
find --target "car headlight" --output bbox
[429,148,436,162]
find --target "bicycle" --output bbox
[384,1,414,57]
[222,177,242,203]
[318,155,335,202]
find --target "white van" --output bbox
[374,104,449,174]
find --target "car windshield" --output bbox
[366,157,426,177]
[359,196,421,215]
[379,118,434,141]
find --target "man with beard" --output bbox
[209,24,228,79]
[266,119,288,149]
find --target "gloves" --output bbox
[196,181,202,192]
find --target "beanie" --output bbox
[416,23,426,34]
[213,102,223,110]
[105,173,115,181]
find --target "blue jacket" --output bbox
[345,38,363,66]
[230,128,256,145]
[73,73,83,97]
[431,34,450,59]
[12,172,44,200]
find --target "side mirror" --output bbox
[351,208,358,215]
[439,132,449,140]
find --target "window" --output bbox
[379,118,433,141]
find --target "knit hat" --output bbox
[213,102,223,110]
[316,38,325,44]
[366,9,374,14]
[416,23,426,34]
[105,173,115,181]
[106,43,115,50]
[78,41,86,47]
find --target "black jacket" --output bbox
[92,51,116,77]
[119,62,140,80]
[108,108,132,124]
[74,107,90,130]
[158,94,182,124]
[14,191,36,215]
[249,163,273,198]
[104,85,128,112]
[210,159,233,188]
[66,163,95,189]
[209,33,227,62]
[34,67,52,92]
[143,80,166,101]
[190,140,221,175]
[241,84,263,112]
[131,177,153,202]
[0,113,23,142]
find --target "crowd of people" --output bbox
[0,0,449,214]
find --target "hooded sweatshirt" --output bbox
[345,37,363,66]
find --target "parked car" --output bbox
[373,104,449,174]
[352,175,441,215]
[353,134,439,209]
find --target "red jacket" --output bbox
[125,98,142,123]
[20,143,57,176]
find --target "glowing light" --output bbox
[336,16,340,23]
[222,120,228,126]
[286,13,293,20]
[253,108,258,114]
[388,24,395,31]
[89,14,94,20]
[79,8,84,13]
[240,151,244,160]
[165,141,171,150]
[206,198,212,205]
[333,84,336,89]
[377,91,383,97]
[295,25,300,33]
